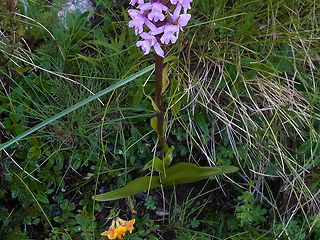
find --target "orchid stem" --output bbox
[155,53,169,154]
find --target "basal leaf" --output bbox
[92,176,161,201]
[163,162,238,186]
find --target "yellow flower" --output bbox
[123,219,135,233]
[114,226,127,239]
[101,218,135,239]
[101,226,116,239]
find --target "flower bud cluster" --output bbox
[128,0,193,58]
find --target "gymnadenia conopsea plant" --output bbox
[92,0,238,202]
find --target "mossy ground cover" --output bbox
[1,0,320,239]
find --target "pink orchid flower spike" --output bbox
[128,0,193,58]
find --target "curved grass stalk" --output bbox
[0,64,155,151]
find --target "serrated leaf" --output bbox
[143,157,165,174]
[163,146,174,167]
[92,176,161,201]
[162,162,238,187]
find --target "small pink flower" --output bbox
[137,32,164,57]
[178,14,191,30]
[160,24,179,44]
[139,2,168,22]
[128,9,145,35]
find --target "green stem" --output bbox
[155,54,169,154]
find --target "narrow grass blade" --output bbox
[0,64,154,151]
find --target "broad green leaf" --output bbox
[92,176,161,201]
[143,157,165,174]
[163,146,174,167]
[93,163,238,201]
[0,64,155,151]
[162,162,238,186]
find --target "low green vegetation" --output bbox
[1,0,320,239]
